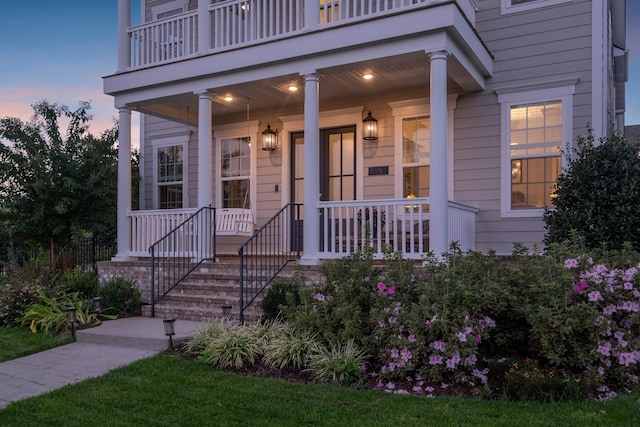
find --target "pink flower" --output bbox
[457,332,467,343]
[572,280,590,294]
[564,258,579,268]
[588,291,603,302]
[385,382,396,390]
[377,282,387,292]
[431,340,446,352]
[376,380,384,388]
[475,335,482,344]
[387,286,396,295]
[412,386,423,394]
[408,334,416,343]
[390,348,399,358]
[465,354,478,366]
[429,355,443,365]
[624,282,634,290]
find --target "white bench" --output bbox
[216,208,254,236]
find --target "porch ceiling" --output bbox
[132,52,462,125]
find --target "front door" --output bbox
[291,126,356,204]
[291,126,357,250]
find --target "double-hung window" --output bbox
[498,84,576,217]
[402,116,430,199]
[155,142,185,209]
[221,137,251,209]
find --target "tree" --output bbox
[544,128,640,250]
[0,101,118,267]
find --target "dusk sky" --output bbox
[0,1,639,145]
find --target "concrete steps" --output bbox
[75,316,205,351]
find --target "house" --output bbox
[102,0,627,320]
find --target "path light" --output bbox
[163,318,176,349]
[221,304,233,325]
[92,296,102,315]
[66,307,77,339]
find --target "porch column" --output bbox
[117,0,130,73]
[429,50,449,257]
[115,107,132,260]
[197,91,213,208]
[300,72,321,265]
[198,0,211,54]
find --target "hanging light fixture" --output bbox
[363,111,378,141]
[261,124,277,151]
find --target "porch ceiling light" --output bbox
[262,124,277,151]
[363,73,374,80]
[363,111,378,141]
[288,85,298,92]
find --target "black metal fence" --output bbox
[0,234,117,275]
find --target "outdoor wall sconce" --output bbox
[66,307,77,339]
[163,318,176,349]
[261,124,277,151]
[363,111,378,141]
[92,296,102,315]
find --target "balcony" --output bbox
[123,0,478,70]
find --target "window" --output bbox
[498,83,576,217]
[390,97,457,202]
[221,137,251,209]
[151,0,188,21]
[402,116,430,199]
[156,144,184,209]
[501,0,572,14]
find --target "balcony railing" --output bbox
[317,198,477,260]
[124,0,477,69]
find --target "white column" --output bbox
[429,51,449,257]
[300,72,321,265]
[117,0,130,73]
[197,92,213,208]
[115,107,132,260]
[198,0,211,54]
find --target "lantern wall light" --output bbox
[262,124,277,151]
[363,111,378,142]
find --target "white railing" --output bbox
[448,200,478,252]
[128,11,198,68]
[210,0,305,50]
[318,198,477,259]
[124,0,476,69]
[128,208,197,256]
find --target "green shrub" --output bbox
[0,264,52,327]
[55,267,99,299]
[285,247,381,348]
[201,325,263,369]
[99,277,141,316]
[260,277,303,322]
[263,326,325,370]
[309,340,368,385]
[544,129,640,250]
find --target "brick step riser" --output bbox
[142,305,262,324]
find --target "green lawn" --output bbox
[0,353,638,426]
[0,327,72,362]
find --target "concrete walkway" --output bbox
[0,317,205,409]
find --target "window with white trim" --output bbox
[402,116,430,199]
[501,0,572,14]
[498,84,575,217]
[509,101,562,209]
[156,144,185,209]
[221,136,251,209]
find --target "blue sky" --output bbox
[0,0,639,141]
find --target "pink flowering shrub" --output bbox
[560,256,640,397]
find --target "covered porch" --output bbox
[108,0,492,265]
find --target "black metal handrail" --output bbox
[149,206,216,317]
[238,203,302,323]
